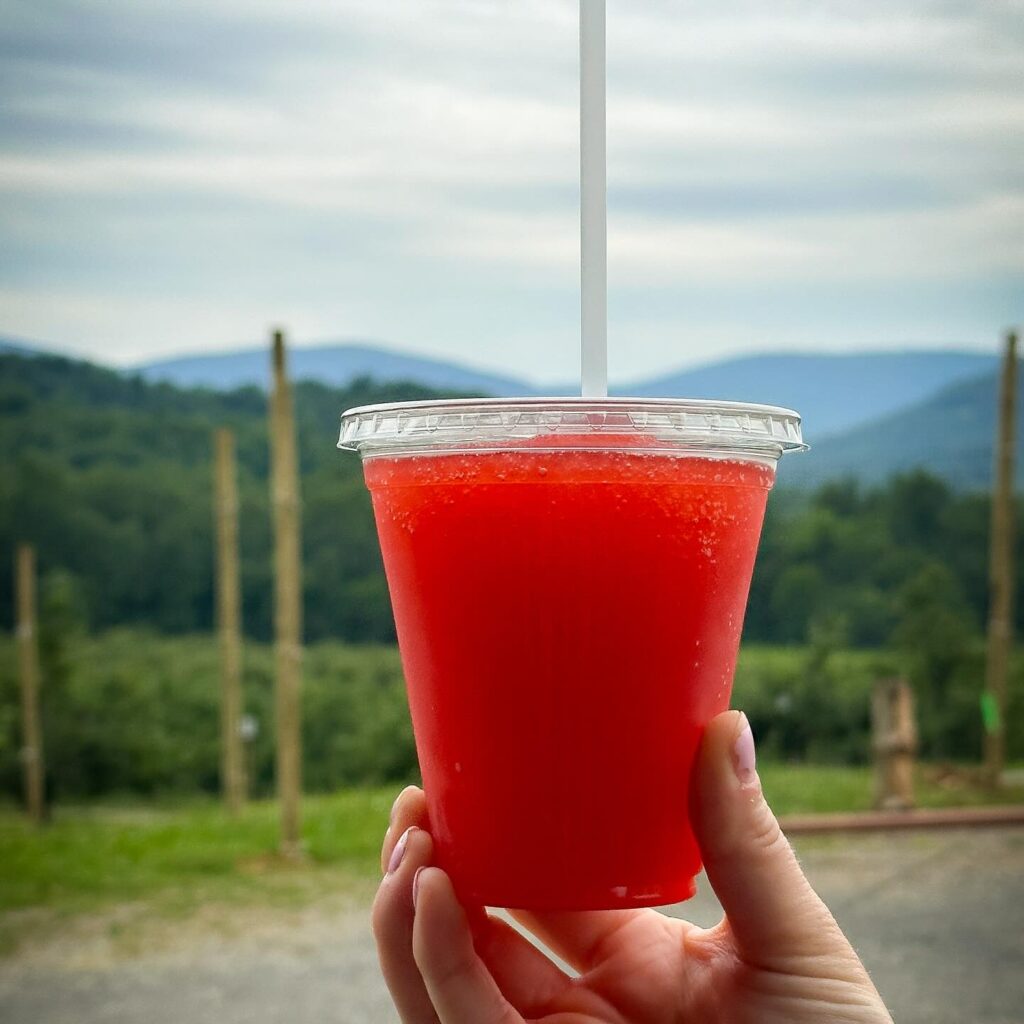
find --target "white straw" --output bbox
[580,0,608,399]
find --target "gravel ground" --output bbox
[1,827,1022,1024]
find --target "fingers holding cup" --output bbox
[382,785,429,875]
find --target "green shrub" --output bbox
[0,631,415,800]
[0,629,1018,799]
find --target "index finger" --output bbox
[382,786,429,874]
[389,790,661,975]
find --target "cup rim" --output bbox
[343,394,802,416]
[338,395,809,459]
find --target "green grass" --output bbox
[3,768,1022,917]
[760,764,875,814]
[761,764,1024,815]
[0,788,396,919]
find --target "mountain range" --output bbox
[134,342,530,400]
[1,334,1014,489]
[785,368,1018,489]
[131,339,996,441]
[620,351,997,443]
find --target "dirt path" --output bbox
[1,828,1022,1024]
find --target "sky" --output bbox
[1,0,1022,384]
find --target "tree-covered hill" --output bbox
[784,368,1024,490]
[1,351,447,641]
[1,350,1021,650]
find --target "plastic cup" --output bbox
[338,398,806,910]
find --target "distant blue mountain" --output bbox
[132,341,1006,490]
[135,342,535,397]
[782,369,1021,490]
[132,342,996,442]
[0,334,45,356]
[625,351,996,441]
[5,334,1007,485]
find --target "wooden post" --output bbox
[269,329,303,859]
[214,428,246,814]
[15,544,45,825]
[872,678,917,811]
[984,329,1018,786]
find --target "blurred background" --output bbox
[1,1,1022,1022]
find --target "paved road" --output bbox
[1,827,1022,1024]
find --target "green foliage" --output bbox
[0,631,416,801]
[4,350,1024,655]
[732,644,898,764]
[747,472,1018,650]
[2,351,1023,790]
[0,352,452,643]
[889,563,976,758]
[1,628,1021,802]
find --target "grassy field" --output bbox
[759,763,1024,814]
[2,765,1022,957]
[0,790,391,918]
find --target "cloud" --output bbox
[0,0,1021,380]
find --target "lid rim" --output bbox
[339,395,803,421]
[337,396,808,455]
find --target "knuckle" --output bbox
[748,803,788,858]
[370,883,400,944]
[395,784,422,813]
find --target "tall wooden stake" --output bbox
[269,329,303,858]
[16,544,45,825]
[872,678,917,811]
[984,329,1018,786]
[214,428,246,814]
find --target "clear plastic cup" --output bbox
[338,398,806,909]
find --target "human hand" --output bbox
[372,710,893,1023]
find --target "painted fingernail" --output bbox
[412,866,425,910]
[387,827,413,875]
[733,713,758,787]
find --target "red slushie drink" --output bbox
[339,399,805,910]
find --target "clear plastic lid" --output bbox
[338,397,807,460]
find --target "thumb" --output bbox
[691,711,851,969]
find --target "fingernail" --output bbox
[412,866,425,910]
[733,713,758,787]
[389,792,400,825]
[387,827,413,875]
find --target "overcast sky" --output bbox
[1,0,1022,383]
